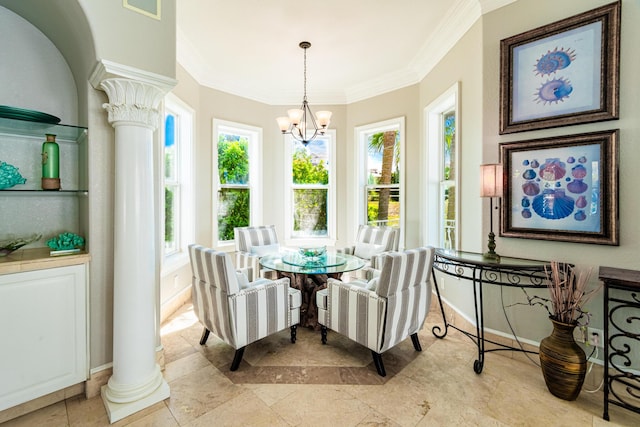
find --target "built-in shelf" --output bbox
[0,117,87,141]
[0,190,88,196]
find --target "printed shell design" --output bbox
[534,47,576,76]
[0,161,27,189]
[539,158,566,181]
[535,78,573,104]
[532,189,575,220]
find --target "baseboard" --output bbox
[160,286,192,324]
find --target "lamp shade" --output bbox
[480,164,503,197]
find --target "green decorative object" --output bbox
[0,160,27,189]
[47,232,84,252]
[41,133,61,190]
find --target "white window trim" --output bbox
[423,82,460,249]
[161,93,195,275]
[283,130,337,247]
[354,117,405,249]
[212,119,263,251]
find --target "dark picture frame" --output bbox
[500,130,619,245]
[499,1,620,134]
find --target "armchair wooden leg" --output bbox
[410,333,422,352]
[371,351,386,377]
[230,347,246,371]
[199,328,211,345]
[290,325,297,343]
[321,325,328,344]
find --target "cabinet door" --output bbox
[0,264,87,411]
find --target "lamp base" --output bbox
[483,251,500,261]
[484,231,500,262]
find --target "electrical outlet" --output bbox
[587,327,604,348]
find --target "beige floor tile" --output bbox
[165,364,244,425]
[241,384,303,407]
[270,385,372,426]
[184,389,289,427]
[163,351,212,383]
[122,405,178,427]
[345,377,436,426]
[0,401,68,427]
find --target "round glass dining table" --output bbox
[259,251,365,276]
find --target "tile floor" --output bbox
[4,303,640,427]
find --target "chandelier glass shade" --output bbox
[276,41,332,145]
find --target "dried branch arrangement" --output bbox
[514,261,600,325]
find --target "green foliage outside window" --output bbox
[292,148,328,234]
[218,136,249,184]
[218,189,249,241]
[165,187,173,243]
[217,134,250,241]
[292,149,328,184]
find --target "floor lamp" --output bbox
[480,164,503,261]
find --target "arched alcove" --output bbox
[0,0,96,125]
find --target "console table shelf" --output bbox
[599,266,640,421]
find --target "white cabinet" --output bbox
[0,263,87,411]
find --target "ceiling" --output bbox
[177,0,515,105]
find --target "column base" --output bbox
[101,380,169,424]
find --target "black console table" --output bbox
[599,266,640,421]
[431,249,550,374]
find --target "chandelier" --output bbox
[276,41,332,146]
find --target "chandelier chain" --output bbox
[303,45,308,102]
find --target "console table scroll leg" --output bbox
[431,267,449,339]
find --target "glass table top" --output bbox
[259,252,365,275]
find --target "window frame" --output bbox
[212,119,263,250]
[283,130,336,247]
[354,117,405,248]
[161,93,195,275]
[424,82,460,249]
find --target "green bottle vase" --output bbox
[41,133,60,190]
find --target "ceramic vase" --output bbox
[539,317,586,401]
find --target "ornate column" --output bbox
[93,72,172,422]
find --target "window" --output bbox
[213,120,262,247]
[162,94,194,263]
[425,83,459,249]
[355,118,405,243]
[284,131,336,245]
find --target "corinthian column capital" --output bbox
[100,78,165,130]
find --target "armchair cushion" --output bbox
[354,242,385,260]
[236,271,250,290]
[250,243,280,256]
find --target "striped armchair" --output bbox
[189,244,301,371]
[337,225,400,279]
[234,225,280,281]
[317,246,435,376]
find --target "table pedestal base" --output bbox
[278,272,342,330]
